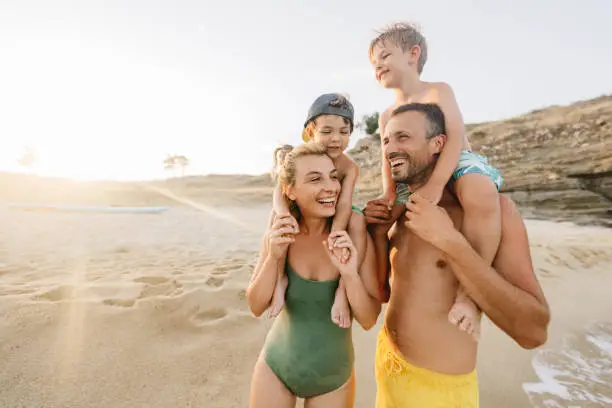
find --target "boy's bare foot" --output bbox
[331,287,351,328]
[267,273,288,318]
[448,296,481,341]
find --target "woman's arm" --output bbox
[246,212,295,317]
[404,194,550,349]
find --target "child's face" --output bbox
[370,42,417,88]
[312,115,351,160]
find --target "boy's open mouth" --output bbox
[377,69,389,81]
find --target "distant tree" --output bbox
[18,147,36,169]
[357,112,380,139]
[163,154,189,177]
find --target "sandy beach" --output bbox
[1,179,612,408]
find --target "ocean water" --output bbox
[523,321,612,407]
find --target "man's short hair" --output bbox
[391,103,446,139]
[369,22,428,74]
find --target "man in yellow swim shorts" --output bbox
[364,103,551,407]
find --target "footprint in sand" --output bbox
[134,276,184,299]
[205,276,226,288]
[213,263,244,274]
[32,285,77,302]
[537,268,555,278]
[190,307,229,326]
[103,298,136,308]
[567,247,612,268]
[546,252,572,268]
[134,276,171,285]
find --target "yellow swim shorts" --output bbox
[375,325,479,408]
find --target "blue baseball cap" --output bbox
[302,93,355,142]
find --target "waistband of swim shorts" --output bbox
[378,325,477,387]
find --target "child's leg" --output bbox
[331,278,350,328]
[449,173,501,340]
[331,209,367,328]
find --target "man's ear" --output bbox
[430,133,447,155]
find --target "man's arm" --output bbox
[404,194,550,349]
[441,197,550,348]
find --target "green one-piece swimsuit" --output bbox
[263,263,354,398]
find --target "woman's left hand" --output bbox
[323,231,358,276]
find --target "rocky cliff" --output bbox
[350,94,612,227]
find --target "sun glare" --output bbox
[0,36,218,182]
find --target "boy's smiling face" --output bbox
[370,41,419,88]
[311,115,351,160]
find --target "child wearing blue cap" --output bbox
[267,93,370,329]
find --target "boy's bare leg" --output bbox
[331,278,351,328]
[267,271,288,318]
[450,174,502,340]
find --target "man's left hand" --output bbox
[404,193,458,251]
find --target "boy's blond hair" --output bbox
[368,22,428,74]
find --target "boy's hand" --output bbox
[413,181,444,205]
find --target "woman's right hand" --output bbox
[267,214,298,260]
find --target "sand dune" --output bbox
[1,189,612,407]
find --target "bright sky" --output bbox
[1,0,610,180]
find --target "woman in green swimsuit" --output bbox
[246,143,382,407]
